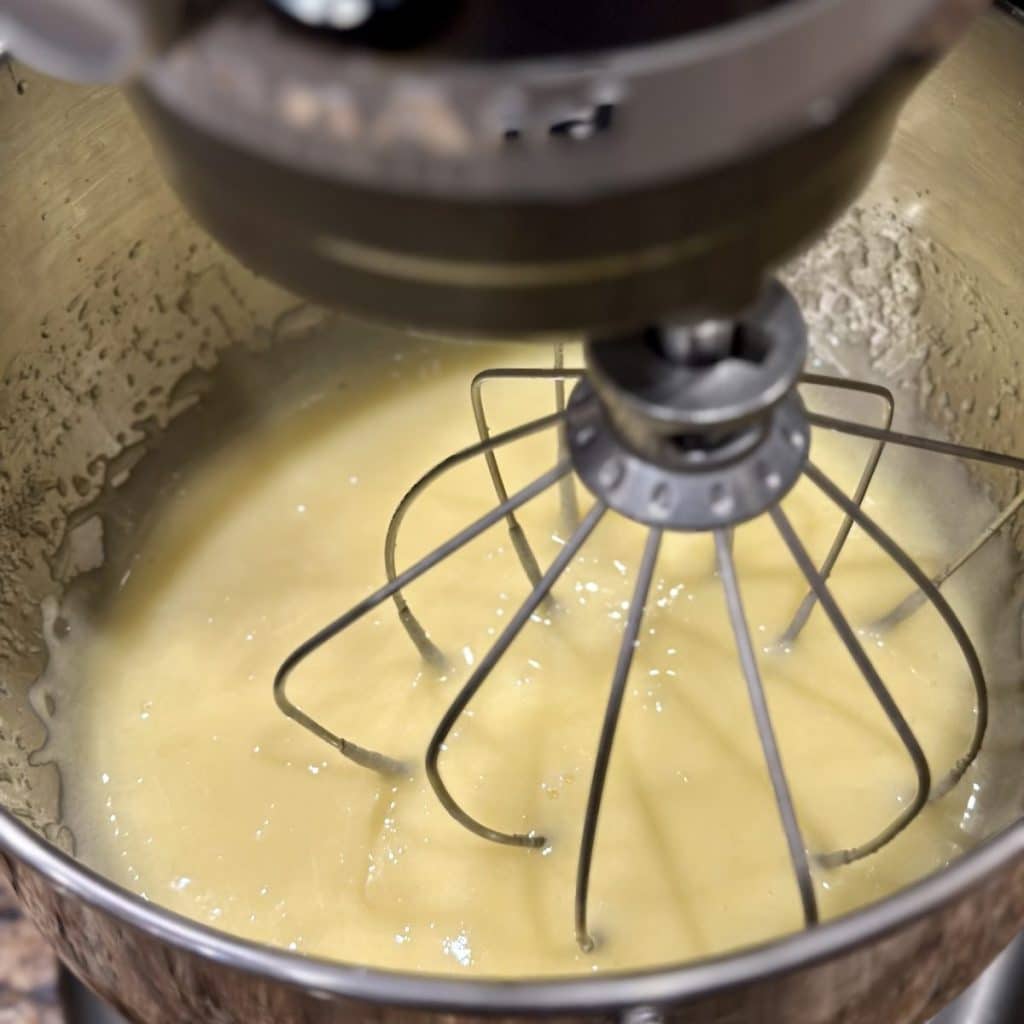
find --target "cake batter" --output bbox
[58,341,987,976]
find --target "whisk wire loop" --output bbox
[384,408,570,666]
[803,461,988,803]
[778,375,895,645]
[426,501,608,849]
[810,409,1024,630]
[715,530,818,927]
[470,366,587,593]
[871,490,1024,632]
[275,455,572,775]
[575,526,663,953]
[770,504,932,868]
[553,344,582,532]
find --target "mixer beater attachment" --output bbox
[275,281,1021,952]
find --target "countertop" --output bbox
[0,879,61,1023]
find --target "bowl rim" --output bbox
[0,805,1022,1012]
[1,1,1019,1008]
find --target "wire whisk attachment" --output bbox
[274,282,1023,951]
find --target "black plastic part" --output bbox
[265,0,792,58]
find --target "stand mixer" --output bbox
[3,1,1024,1022]
[0,0,989,335]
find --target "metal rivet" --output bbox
[710,483,735,519]
[598,458,625,490]
[758,461,783,491]
[648,482,673,518]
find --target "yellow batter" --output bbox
[61,341,985,976]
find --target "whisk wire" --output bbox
[807,412,1024,473]
[470,367,586,594]
[471,374,547,596]
[809,409,1024,632]
[575,527,663,953]
[553,344,582,533]
[804,461,988,802]
[778,375,895,645]
[384,408,570,667]
[275,457,572,775]
[426,501,607,849]
[715,530,818,927]
[871,489,1024,632]
[770,503,931,867]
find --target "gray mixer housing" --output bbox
[1,0,990,335]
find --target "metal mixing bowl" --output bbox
[1,7,1023,1023]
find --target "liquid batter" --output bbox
[58,341,987,976]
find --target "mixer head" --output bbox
[0,0,990,334]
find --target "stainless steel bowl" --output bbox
[1,7,1023,1024]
